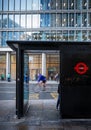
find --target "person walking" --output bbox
[7,73,11,82]
[56,83,61,110]
[24,73,29,84]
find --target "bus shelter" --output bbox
[7,41,91,119]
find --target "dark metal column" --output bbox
[16,46,24,119]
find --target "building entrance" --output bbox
[7,41,91,119]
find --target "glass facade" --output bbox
[0,0,91,47]
[0,0,91,80]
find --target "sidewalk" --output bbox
[0,99,91,130]
[0,81,91,129]
[0,80,59,84]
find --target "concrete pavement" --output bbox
[0,100,91,130]
[0,81,91,129]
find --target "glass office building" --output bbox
[0,0,91,80]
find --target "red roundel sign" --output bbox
[74,62,88,75]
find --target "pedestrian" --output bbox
[56,83,61,110]
[37,74,47,91]
[1,73,5,80]
[55,72,59,82]
[24,73,29,84]
[7,73,11,82]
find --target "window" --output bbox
[82,0,87,9]
[76,13,82,27]
[32,15,40,28]
[32,0,39,10]
[2,15,7,28]
[69,13,74,27]
[88,13,91,27]
[0,15,1,28]
[41,0,51,10]
[8,32,13,40]
[62,14,68,27]
[15,0,20,11]
[69,30,74,41]
[21,0,26,10]
[15,15,20,28]
[69,0,74,9]
[9,0,14,11]
[63,0,68,9]
[82,13,87,27]
[76,0,82,9]
[82,30,87,41]
[88,0,91,9]
[0,0,2,11]
[27,0,32,10]
[27,15,31,28]
[8,15,14,28]
[2,32,7,46]
[56,14,62,27]
[3,0,8,11]
[21,15,26,28]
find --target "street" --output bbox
[0,81,58,100]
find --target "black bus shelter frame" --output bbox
[7,41,91,119]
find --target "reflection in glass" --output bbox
[88,0,91,9]
[3,0,8,11]
[82,13,87,27]
[40,14,50,27]
[8,32,13,40]
[69,14,74,27]
[88,31,91,40]
[76,13,82,27]
[41,0,51,10]
[2,32,7,46]
[32,0,40,10]
[69,30,74,41]
[8,15,14,28]
[24,54,29,108]
[63,0,68,9]
[69,0,74,9]
[63,30,68,41]
[76,30,82,41]
[88,13,91,27]
[82,0,87,9]
[51,14,56,27]
[0,32,1,46]
[50,0,56,10]
[27,0,32,10]
[27,15,31,28]
[21,15,25,28]
[32,15,40,28]
[2,15,7,28]
[0,0,2,11]
[14,32,19,40]
[15,0,20,11]
[21,0,26,10]
[62,14,68,27]
[57,31,62,41]
[15,15,20,28]
[9,0,14,11]
[0,15,1,28]
[82,30,87,41]
[76,0,82,9]
[56,14,62,27]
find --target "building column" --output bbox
[6,52,11,79]
[42,53,46,76]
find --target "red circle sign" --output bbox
[74,62,88,75]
